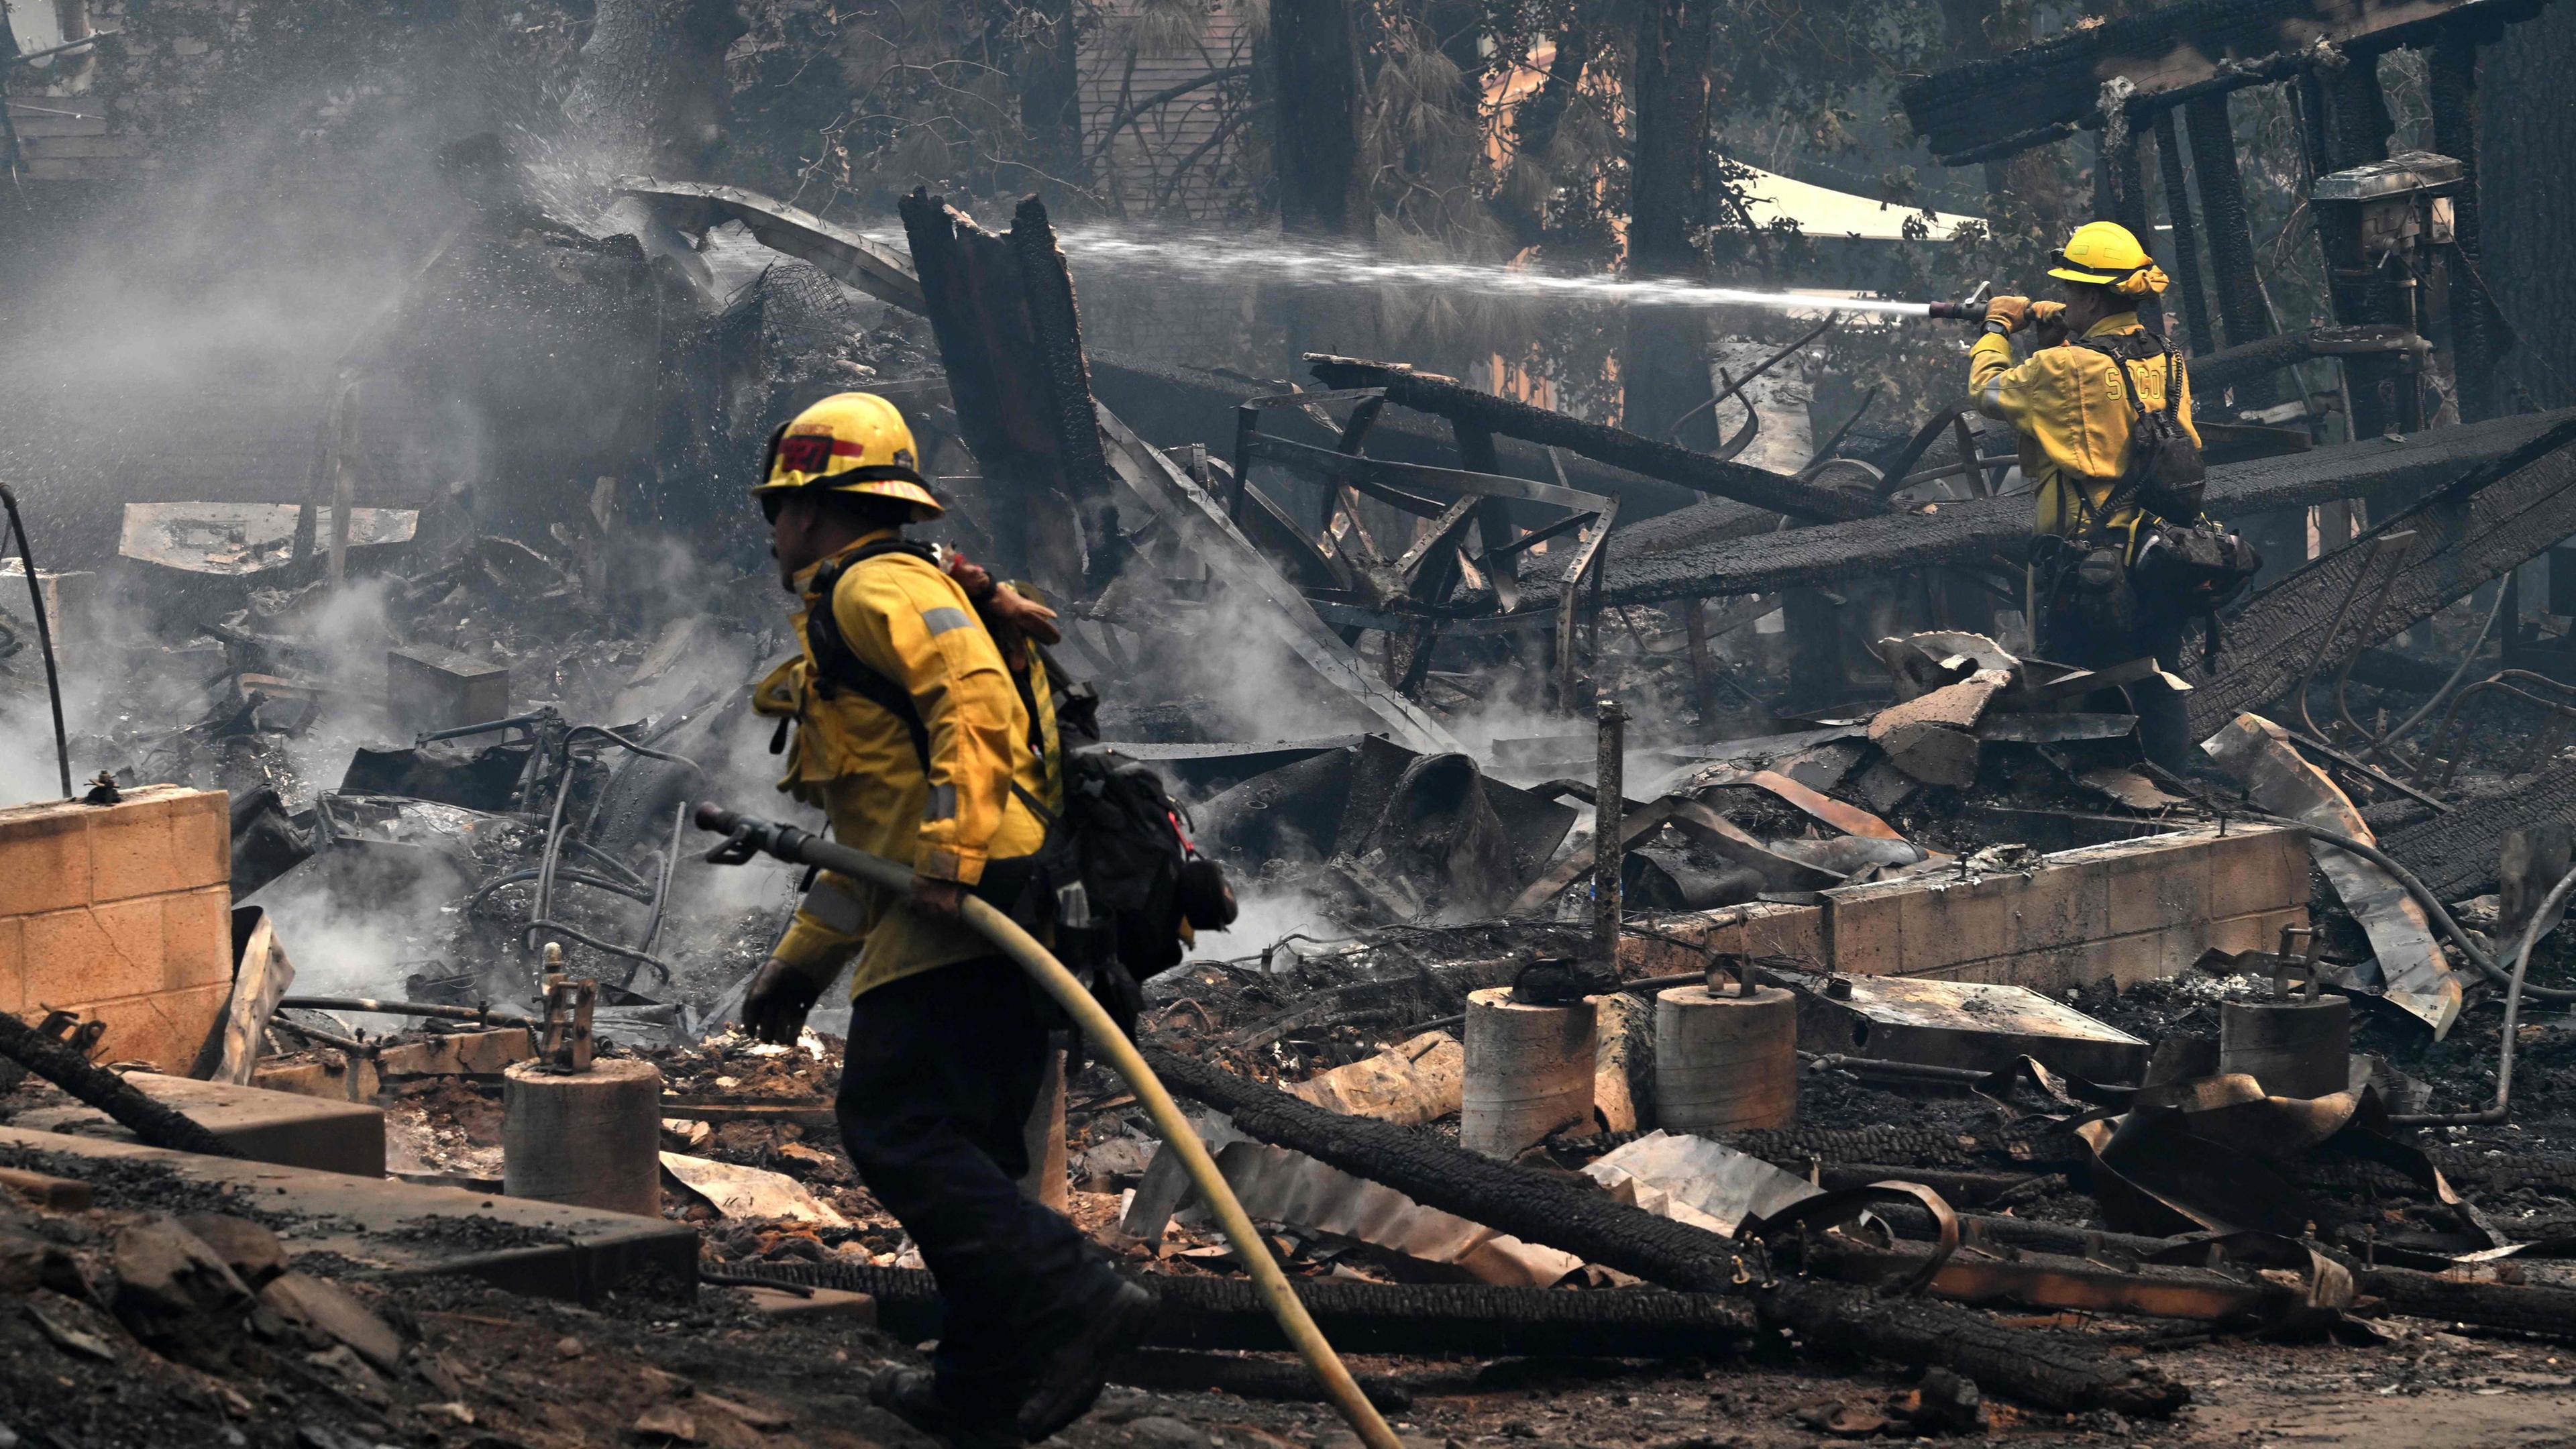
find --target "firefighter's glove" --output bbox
[743,958,824,1046]
[1983,295,2033,333]
[1093,958,1144,1043]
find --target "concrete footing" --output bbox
[9,1071,384,1176]
[502,1058,664,1219]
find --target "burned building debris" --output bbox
[16,2,2576,1445]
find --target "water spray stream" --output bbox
[859,225,1968,319]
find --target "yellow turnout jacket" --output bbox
[1969,313,2202,551]
[752,531,1059,1001]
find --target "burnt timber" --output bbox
[1305,356,1882,524]
[1488,408,2576,614]
[1144,1047,2189,1417]
[2180,417,2576,733]
[1900,0,2553,166]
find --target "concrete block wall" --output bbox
[0,786,233,1069]
[1619,824,2309,998]
[1820,824,2308,990]
[1619,901,1829,976]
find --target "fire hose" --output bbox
[691,803,1401,1449]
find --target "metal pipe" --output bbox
[2250,817,2576,1004]
[1594,696,1627,966]
[639,800,689,957]
[2359,584,2508,762]
[0,486,70,797]
[463,867,655,916]
[2389,865,2576,1126]
[278,996,541,1029]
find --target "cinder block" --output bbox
[2206,907,2311,957]
[71,983,229,1072]
[1735,900,1827,965]
[161,886,234,991]
[0,804,90,916]
[0,918,21,1013]
[168,789,231,892]
[1898,875,2015,975]
[87,792,180,902]
[1825,884,1907,976]
[388,645,510,735]
[23,898,166,1006]
[1617,900,1826,975]
[2102,838,2212,938]
[2208,826,2310,920]
[2005,858,2110,955]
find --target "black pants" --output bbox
[2039,583,2195,773]
[837,957,1106,1404]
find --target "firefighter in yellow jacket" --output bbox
[738,392,1153,1449]
[1970,221,2202,769]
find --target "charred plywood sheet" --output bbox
[1782,971,2150,1085]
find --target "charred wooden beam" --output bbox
[720,1258,1760,1358]
[1144,1047,2186,1416]
[2430,25,2506,422]
[2153,110,2216,356]
[2182,415,2576,734]
[2186,93,2281,413]
[1900,0,2550,166]
[1305,356,1880,524]
[1087,352,1713,523]
[2382,761,2576,901]
[1491,409,2576,612]
[2191,325,2429,397]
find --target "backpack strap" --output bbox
[802,539,944,768]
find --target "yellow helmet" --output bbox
[753,392,945,520]
[2045,221,2169,297]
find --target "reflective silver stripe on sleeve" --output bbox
[802,875,867,934]
[924,783,959,821]
[921,606,973,635]
[1980,378,2004,413]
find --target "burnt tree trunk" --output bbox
[561,0,744,176]
[2478,3,2576,412]
[1623,0,1715,444]
[1016,0,1088,195]
[1268,0,1370,237]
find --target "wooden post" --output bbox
[2151,109,2214,356]
[2096,127,2161,333]
[2430,24,2501,423]
[1593,696,1627,967]
[329,383,360,591]
[2186,94,2279,405]
[1682,597,1718,727]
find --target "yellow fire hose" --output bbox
[694,805,1403,1449]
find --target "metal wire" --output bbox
[2416,672,2576,788]
[2359,585,2510,763]
[463,866,655,916]
[2389,864,2576,1126]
